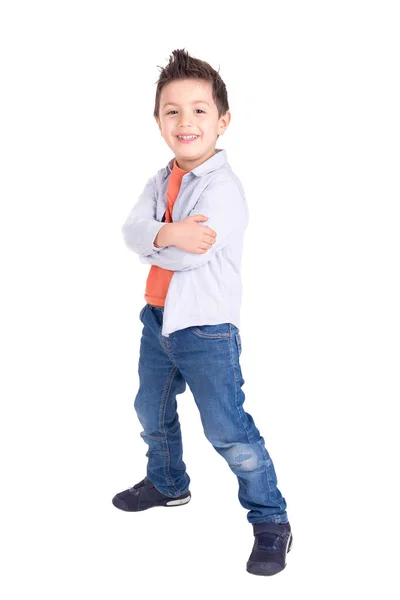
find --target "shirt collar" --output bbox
[165,148,227,178]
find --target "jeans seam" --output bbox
[158,365,182,496]
[256,439,284,514]
[229,325,252,444]
[189,326,230,339]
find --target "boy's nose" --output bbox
[178,113,194,127]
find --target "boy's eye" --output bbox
[166,109,205,115]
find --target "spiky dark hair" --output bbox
[153,48,229,119]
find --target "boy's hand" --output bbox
[171,215,217,253]
[155,215,217,253]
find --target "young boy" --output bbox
[112,48,293,576]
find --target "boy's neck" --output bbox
[174,148,216,172]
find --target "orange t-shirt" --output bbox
[144,159,190,306]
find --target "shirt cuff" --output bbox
[150,222,167,252]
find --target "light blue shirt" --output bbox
[121,148,249,337]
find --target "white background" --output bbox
[1,1,399,598]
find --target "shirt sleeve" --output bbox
[138,180,248,272]
[121,175,167,256]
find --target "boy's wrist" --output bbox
[154,223,177,247]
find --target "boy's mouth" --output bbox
[176,135,200,144]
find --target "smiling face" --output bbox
[154,78,231,171]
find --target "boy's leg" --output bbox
[172,322,288,524]
[133,304,190,498]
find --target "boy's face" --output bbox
[155,78,231,171]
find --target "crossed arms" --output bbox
[121,177,248,272]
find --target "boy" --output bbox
[112,48,293,577]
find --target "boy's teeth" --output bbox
[178,135,198,139]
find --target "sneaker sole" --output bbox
[135,493,191,511]
[112,491,191,512]
[165,495,191,506]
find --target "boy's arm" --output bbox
[121,175,169,256]
[139,180,248,272]
[153,223,176,248]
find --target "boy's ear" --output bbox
[218,110,231,134]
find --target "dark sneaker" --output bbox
[112,476,191,512]
[246,521,293,576]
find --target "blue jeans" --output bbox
[133,303,289,525]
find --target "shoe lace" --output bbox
[256,531,281,551]
[129,478,146,492]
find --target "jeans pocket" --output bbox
[139,304,147,322]
[189,323,231,339]
[235,332,242,356]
